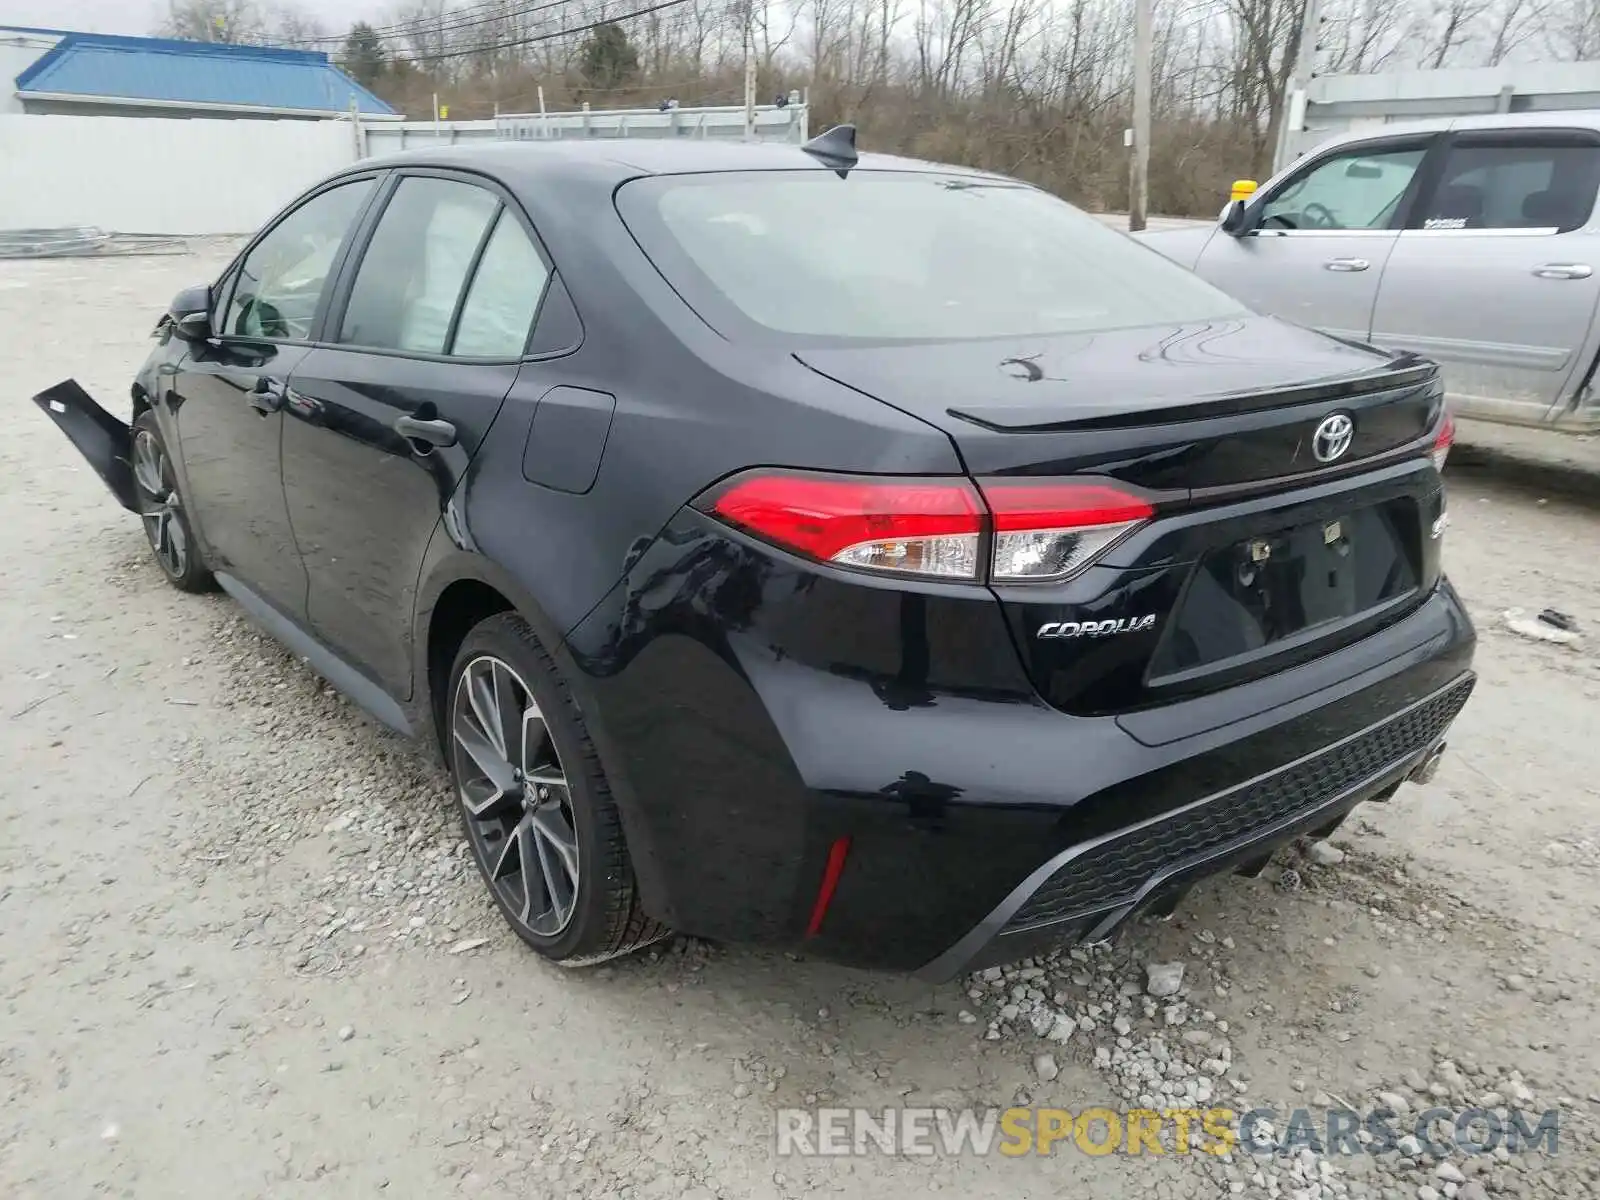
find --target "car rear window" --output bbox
[616,171,1246,343]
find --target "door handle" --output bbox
[1533,263,1592,280]
[248,377,285,415]
[394,414,458,448]
[1323,258,1370,272]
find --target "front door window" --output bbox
[1259,147,1427,232]
[224,179,374,341]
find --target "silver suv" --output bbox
[1139,112,1600,434]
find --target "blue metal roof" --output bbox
[15,33,397,116]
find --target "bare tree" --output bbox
[1483,0,1533,62]
[327,0,1583,215]
[1419,0,1494,66]
[268,2,328,44]
[1539,0,1600,58]
[1320,0,1410,71]
[1220,0,1310,176]
[158,0,271,43]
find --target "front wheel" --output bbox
[446,612,668,965]
[130,410,212,593]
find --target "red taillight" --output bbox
[980,479,1155,582]
[705,471,984,579]
[700,470,1154,583]
[1432,410,1455,472]
[982,481,1156,532]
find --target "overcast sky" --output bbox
[7,0,388,36]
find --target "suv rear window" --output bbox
[617,171,1246,343]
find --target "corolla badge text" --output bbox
[1037,614,1158,640]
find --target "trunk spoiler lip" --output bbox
[946,355,1440,434]
[32,378,140,511]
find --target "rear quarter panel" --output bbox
[409,167,969,709]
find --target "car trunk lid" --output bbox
[795,317,1448,715]
[795,316,1439,486]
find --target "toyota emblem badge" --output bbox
[1312,413,1355,463]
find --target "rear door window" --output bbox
[338,177,500,354]
[451,213,551,358]
[1410,137,1600,231]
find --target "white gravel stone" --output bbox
[1145,962,1185,997]
[1306,841,1346,866]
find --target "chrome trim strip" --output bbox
[1249,229,1396,239]
[1400,226,1560,237]
[914,673,1474,981]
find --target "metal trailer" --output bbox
[1277,63,1600,172]
[360,100,810,158]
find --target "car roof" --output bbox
[354,137,1010,187]
[1303,109,1600,157]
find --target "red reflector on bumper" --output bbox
[805,836,852,938]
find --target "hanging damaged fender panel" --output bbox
[32,379,139,511]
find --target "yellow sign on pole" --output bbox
[440,105,450,119]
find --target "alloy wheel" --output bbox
[131,428,188,579]
[451,655,580,937]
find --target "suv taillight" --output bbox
[700,470,1153,583]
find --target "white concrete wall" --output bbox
[0,114,359,234]
[0,105,809,234]
[0,34,55,115]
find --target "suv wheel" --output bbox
[446,612,668,964]
[130,410,212,593]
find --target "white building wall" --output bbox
[0,33,55,115]
[0,114,358,234]
[0,103,809,235]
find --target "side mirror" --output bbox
[1220,179,1258,237]
[168,284,213,341]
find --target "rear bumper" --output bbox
[917,671,1471,979]
[566,506,1477,976]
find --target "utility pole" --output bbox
[743,0,757,140]
[1273,0,1323,173]
[1129,0,1152,232]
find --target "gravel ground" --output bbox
[4,245,1600,1200]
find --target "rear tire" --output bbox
[446,612,668,965]
[130,410,213,593]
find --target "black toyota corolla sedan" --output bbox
[35,130,1474,979]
